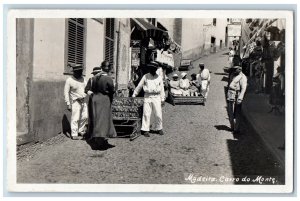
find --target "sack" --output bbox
[227,90,236,101]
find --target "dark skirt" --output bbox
[88,93,117,139]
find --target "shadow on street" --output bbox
[219,73,285,184]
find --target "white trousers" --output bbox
[71,100,88,137]
[141,96,163,132]
[201,80,210,99]
[229,57,234,67]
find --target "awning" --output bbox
[157,22,168,31]
[131,18,168,41]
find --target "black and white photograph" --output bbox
[6,9,294,193]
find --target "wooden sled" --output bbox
[166,90,205,105]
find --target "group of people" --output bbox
[63,56,248,146]
[169,63,211,102]
[64,61,116,150]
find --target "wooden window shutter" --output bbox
[65,18,85,74]
[105,18,115,66]
[213,18,217,26]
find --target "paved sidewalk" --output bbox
[242,89,285,167]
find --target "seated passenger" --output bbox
[179,72,190,96]
[169,74,182,96]
[189,73,200,96]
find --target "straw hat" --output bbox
[91,67,102,75]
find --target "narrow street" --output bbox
[17,50,284,185]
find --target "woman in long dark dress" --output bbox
[85,61,116,150]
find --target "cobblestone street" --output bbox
[17,50,284,185]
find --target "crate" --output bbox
[112,97,144,141]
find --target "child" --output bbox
[189,73,200,96]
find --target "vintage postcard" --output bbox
[6,9,294,193]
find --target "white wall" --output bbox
[181,18,228,59]
[181,19,204,52]
[214,18,229,48]
[33,19,66,81]
[85,19,105,79]
[116,18,131,90]
[181,19,213,59]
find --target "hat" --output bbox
[199,63,205,67]
[233,66,242,70]
[72,64,83,71]
[101,61,110,67]
[181,72,187,78]
[147,61,159,68]
[173,73,179,78]
[91,67,102,74]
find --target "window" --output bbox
[213,18,217,26]
[105,18,115,66]
[211,36,216,44]
[65,18,85,73]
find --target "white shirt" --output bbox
[196,69,211,82]
[229,72,247,100]
[64,76,87,105]
[156,67,164,79]
[229,50,235,57]
[179,78,190,90]
[133,73,165,101]
[200,69,210,81]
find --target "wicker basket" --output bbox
[111,97,144,141]
[112,97,144,120]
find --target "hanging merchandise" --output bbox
[155,49,174,68]
[248,42,256,54]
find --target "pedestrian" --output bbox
[179,72,190,96]
[84,66,102,139]
[198,63,211,103]
[189,73,200,96]
[228,47,235,67]
[85,61,117,150]
[85,66,102,95]
[227,66,247,134]
[128,80,136,97]
[64,64,88,140]
[132,61,165,137]
[169,73,182,96]
[269,66,285,114]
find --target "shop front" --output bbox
[241,18,285,94]
[129,18,181,97]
